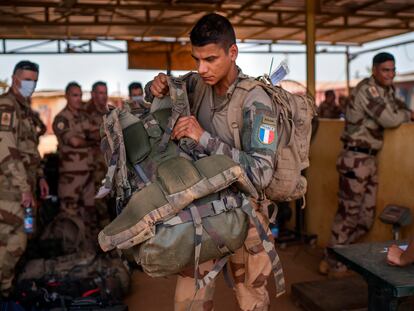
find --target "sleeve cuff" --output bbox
[199,131,212,150]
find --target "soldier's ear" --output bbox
[229,44,238,61]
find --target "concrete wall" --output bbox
[306,119,414,247]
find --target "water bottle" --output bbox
[23,205,34,234]
[270,223,279,238]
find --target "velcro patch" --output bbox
[368,86,379,98]
[0,111,13,131]
[259,124,276,144]
[251,114,277,151]
[53,116,69,134]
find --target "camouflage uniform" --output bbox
[327,76,411,271]
[146,69,277,311]
[0,91,43,297]
[85,100,110,228]
[52,106,97,240]
[124,99,151,119]
[318,100,342,119]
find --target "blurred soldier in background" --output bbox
[53,82,99,241]
[318,89,342,119]
[125,82,150,118]
[0,60,49,299]
[86,81,110,228]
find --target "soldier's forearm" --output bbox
[199,131,274,190]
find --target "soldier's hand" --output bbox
[39,177,49,199]
[172,116,205,143]
[21,191,34,208]
[387,244,405,266]
[150,73,169,98]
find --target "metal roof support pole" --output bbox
[346,46,351,95]
[306,0,316,97]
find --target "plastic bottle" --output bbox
[23,206,34,234]
[270,223,279,238]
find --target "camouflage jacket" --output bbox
[342,76,411,150]
[145,69,276,192]
[318,101,342,119]
[124,99,151,119]
[0,91,43,201]
[84,100,106,170]
[52,105,94,173]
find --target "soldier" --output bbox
[320,52,414,277]
[146,13,277,311]
[128,82,143,101]
[0,60,49,298]
[86,81,110,228]
[53,82,99,241]
[318,89,342,119]
[125,82,150,118]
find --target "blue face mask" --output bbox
[131,95,144,102]
[19,80,37,98]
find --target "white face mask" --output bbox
[19,80,37,98]
[131,95,144,102]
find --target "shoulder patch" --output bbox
[53,116,69,133]
[251,114,277,151]
[368,86,379,98]
[0,110,14,131]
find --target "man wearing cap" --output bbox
[0,60,49,298]
[320,52,414,277]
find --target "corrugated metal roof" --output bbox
[0,0,413,45]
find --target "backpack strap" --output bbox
[240,195,286,297]
[227,78,261,149]
[158,77,191,153]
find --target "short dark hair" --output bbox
[325,89,335,97]
[92,81,107,92]
[190,13,236,50]
[13,60,39,74]
[128,82,143,95]
[65,81,81,94]
[373,52,395,66]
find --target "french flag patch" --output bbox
[259,124,275,144]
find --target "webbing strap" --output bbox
[158,77,190,153]
[189,204,203,286]
[202,218,232,256]
[188,203,231,291]
[97,109,131,205]
[240,196,286,297]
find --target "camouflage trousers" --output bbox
[174,205,272,311]
[58,171,98,241]
[0,200,27,297]
[327,150,378,271]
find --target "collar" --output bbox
[225,66,249,99]
[7,90,31,110]
[369,76,394,97]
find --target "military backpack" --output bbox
[230,77,316,202]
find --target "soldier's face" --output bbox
[12,69,38,94]
[191,43,238,86]
[373,60,396,87]
[129,87,143,98]
[92,85,108,108]
[66,86,83,110]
